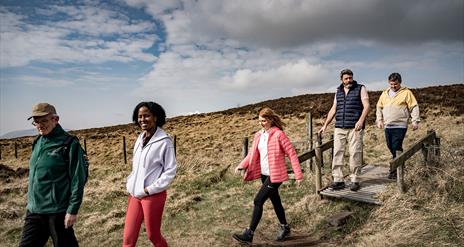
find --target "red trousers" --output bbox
[123,191,168,247]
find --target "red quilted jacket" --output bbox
[239,127,303,183]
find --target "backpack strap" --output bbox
[62,135,76,164]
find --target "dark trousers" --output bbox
[249,175,287,231]
[19,211,79,247]
[385,128,407,159]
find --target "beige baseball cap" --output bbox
[27,103,57,120]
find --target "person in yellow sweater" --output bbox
[376,72,420,179]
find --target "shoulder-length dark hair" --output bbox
[132,101,166,127]
[259,107,286,130]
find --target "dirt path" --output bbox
[234,230,337,247]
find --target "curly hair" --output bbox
[132,101,166,127]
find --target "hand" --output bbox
[234,166,244,175]
[377,121,384,129]
[412,122,419,131]
[64,213,77,229]
[318,126,327,135]
[354,120,363,131]
[296,179,302,187]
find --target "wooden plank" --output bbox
[298,149,316,163]
[319,139,334,152]
[319,165,390,205]
[320,191,382,205]
[390,131,436,170]
[320,184,385,205]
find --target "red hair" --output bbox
[259,107,286,130]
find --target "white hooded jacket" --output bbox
[126,127,176,198]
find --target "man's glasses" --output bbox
[31,117,52,126]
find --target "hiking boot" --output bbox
[233,228,253,245]
[276,224,291,241]
[350,182,361,191]
[387,170,397,180]
[329,181,345,190]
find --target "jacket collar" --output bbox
[384,86,408,94]
[260,126,279,135]
[42,124,65,139]
[141,127,169,146]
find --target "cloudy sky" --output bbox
[1,0,463,136]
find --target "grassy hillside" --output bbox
[1,84,463,246]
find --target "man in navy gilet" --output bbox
[319,69,370,191]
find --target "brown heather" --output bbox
[1,84,463,246]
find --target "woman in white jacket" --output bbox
[123,102,176,247]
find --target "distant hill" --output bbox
[2,84,463,140]
[0,129,37,139]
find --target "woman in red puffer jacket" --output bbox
[232,107,303,245]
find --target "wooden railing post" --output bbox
[307,112,313,171]
[397,160,405,194]
[314,133,323,194]
[84,138,87,154]
[242,137,249,158]
[421,143,429,165]
[123,136,127,164]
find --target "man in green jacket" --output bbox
[19,103,87,247]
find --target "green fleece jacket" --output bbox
[27,124,86,214]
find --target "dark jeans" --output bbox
[19,211,79,247]
[249,175,287,231]
[385,128,407,159]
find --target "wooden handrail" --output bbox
[389,129,439,194]
[297,139,334,163]
[390,130,436,170]
[296,133,334,195]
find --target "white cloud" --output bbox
[0,5,158,68]
[18,76,74,87]
[222,59,329,91]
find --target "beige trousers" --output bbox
[332,128,364,183]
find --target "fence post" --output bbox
[14,142,18,159]
[314,133,323,195]
[306,112,313,171]
[397,161,405,194]
[84,138,87,154]
[434,137,441,162]
[421,143,429,165]
[242,137,249,158]
[123,136,127,164]
[173,135,177,156]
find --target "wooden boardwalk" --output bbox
[319,165,394,205]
